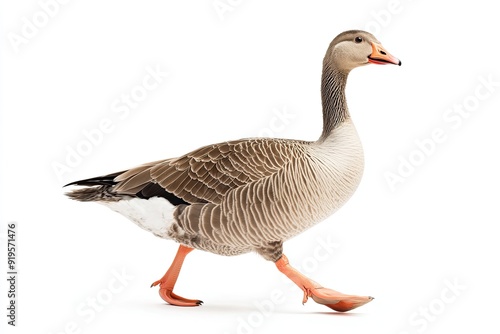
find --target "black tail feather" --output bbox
[64,172,124,187]
[64,171,190,205]
[64,172,124,202]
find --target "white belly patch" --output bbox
[101,197,175,238]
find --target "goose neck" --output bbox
[318,65,349,141]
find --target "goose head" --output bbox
[324,30,401,73]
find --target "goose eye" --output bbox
[355,37,363,43]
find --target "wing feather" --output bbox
[112,138,308,204]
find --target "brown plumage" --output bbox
[65,30,401,311]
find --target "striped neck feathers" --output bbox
[319,64,350,141]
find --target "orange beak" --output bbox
[368,42,401,66]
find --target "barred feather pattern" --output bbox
[164,119,363,260]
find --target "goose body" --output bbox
[66,30,400,311]
[89,118,363,259]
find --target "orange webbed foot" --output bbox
[276,254,373,312]
[151,245,202,307]
[151,279,203,307]
[307,287,373,312]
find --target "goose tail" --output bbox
[64,172,124,202]
[65,185,122,202]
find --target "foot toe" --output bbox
[158,288,203,307]
[323,296,373,312]
[310,288,373,312]
[150,280,161,288]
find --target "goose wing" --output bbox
[113,138,308,204]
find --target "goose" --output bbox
[65,30,400,312]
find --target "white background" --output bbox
[1,1,499,333]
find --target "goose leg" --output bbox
[151,244,203,306]
[275,254,373,312]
